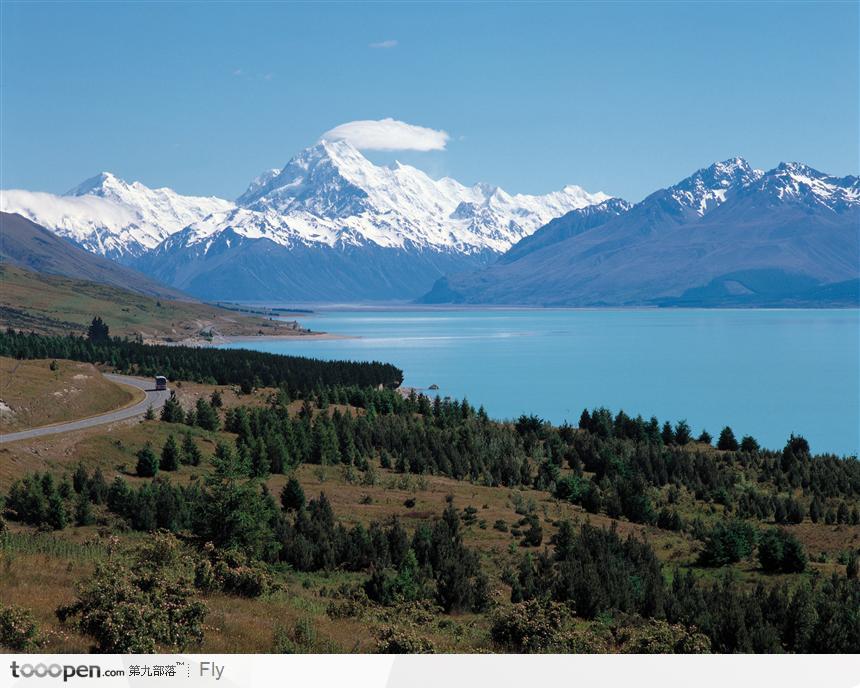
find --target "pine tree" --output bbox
[73,463,89,494]
[75,491,95,526]
[47,491,67,530]
[661,422,675,446]
[181,433,202,466]
[88,468,108,505]
[809,496,824,523]
[161,435,180,471]
[107,477,131,513]
[266,435,288,474]
[740,435,759,453]
[522,514,543,547]
[136,444,159,478]
[674,420,692,445]
[160,392,185,424]
[717,427,739,451]
[781,534,807,573]
[195,398,220,431]
[87,316,110,343]
[311,416,340,465]
[280,477,306,512]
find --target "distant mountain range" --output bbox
[420,159,859,307]
[1,140,607,301]
[2,150,857,306]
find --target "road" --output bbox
[0,374,170,444]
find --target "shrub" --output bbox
[0,605,42,651]
[196,544,275,597]
[325,586,370,620]
[610,615,711,654]
[273,618,340,653]
[375,624,435,653]
[56,533,206,652]
[490,599,569,652]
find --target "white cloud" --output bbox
[369,39,398,49]
[321,118,449,152]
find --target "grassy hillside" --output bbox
[0,264,311,342]
[0,339,857,654]
[0,357,139,432]
[0,212,184,300]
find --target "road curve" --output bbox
[0,374,170,444]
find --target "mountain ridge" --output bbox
[0,212,187,300]
[419,158,860,307]
[1,139,610,300]
[3,152,857,304]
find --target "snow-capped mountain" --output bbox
[1,139,608,300]
[421,158,860,307]
[0,173,232,260]
[7,147,854,305]
[1,139,610,300]
[666,157,763,217]
[739,162,860,212]
[185,139,609,255]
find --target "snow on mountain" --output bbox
[1,140,609,264]
[0,173,233,260]
[420,158,860,307]
[667,157,764,217]
[193,139,610,255]
[236,168,281,206]
[742,162,860,212]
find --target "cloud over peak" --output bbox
[321,118,449,152]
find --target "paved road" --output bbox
[0,374,170,444]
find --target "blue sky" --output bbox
[2,1,857,202]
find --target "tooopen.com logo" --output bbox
[10,662,125,682]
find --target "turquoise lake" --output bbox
[224,309,860,457]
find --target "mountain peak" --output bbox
[753,161,859,211]
[65,171,126,197]
[668,156,762,216]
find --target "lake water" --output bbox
[224,309,860,457]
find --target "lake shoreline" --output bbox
[221,307,859,457]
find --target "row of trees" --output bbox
[0,329,403,394]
